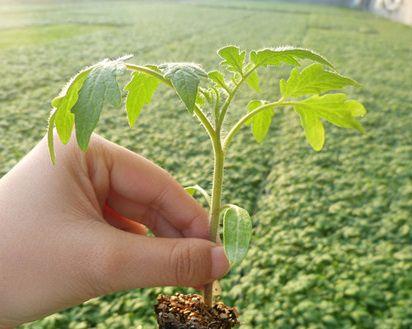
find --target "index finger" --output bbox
[97,137,209,239]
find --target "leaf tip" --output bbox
[128,120,135,128]
[313,145,323,152]
[117,54,134,62]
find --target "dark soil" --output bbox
[154,293,239,329]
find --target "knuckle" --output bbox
[171,240,195,286]
[150,183,171,209]
[170,240,211,286]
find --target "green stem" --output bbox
[209,143,224,243]
[212,87,220,128]
[204,138,225,307]
[206,100,286,308]
[127,62,224,307]
[126,64,171,86]
[194,105,217,141]
[216,65,258,131]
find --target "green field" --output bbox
[0,1,411,328]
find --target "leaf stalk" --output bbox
[216,65,258,131]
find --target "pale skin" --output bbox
[0,134,229,328]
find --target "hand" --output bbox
[0,134,229,328]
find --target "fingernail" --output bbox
[211,246,229,279]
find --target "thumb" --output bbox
[87,227,229,295]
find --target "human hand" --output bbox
[0,134,229,328]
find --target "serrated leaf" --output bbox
[124,71,160,127]
[47,110,57,164]
[52,66,93,144]
[208,70,228,90]
[245,100,274,143]
[281,63,359,98]
[293,93,366,151]
[184,184,211,206]
[72,59,123,151]
[222,204,252,266]
[160,63,207,112]
[217,45,246,74]
[251,46,333,68]
[245,64,261,92]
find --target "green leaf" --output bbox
[184,184,211,206]
[52,66,94,144]
[217,45,246,74]
[245,64,261,92]
[296,109,325,151]
[251,46,333,68]
[159,63,207,112]
[72,59,123,151]
[47,110,57,164]
[124,71,160,127]
[208,70,228,90]
[280,63,360,98]
[245,100,275,143]
[293,94,366,151]
[222,204,252,266]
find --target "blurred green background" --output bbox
[0,0,411,328]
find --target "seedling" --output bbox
[47,46,366,327]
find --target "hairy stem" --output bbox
[127,63,223,306]
[204,138,225,307]
[126,64,171,86]
[216,65,258,131]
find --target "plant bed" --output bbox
[155,293,239,329]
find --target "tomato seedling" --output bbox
[47,46,366,309]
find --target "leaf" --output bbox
[280,63,360,98]
[124,71,160,127]
[296,109,325,151]
[251,46,333,68]
[217,45,246,74]
[244,63,261,92]
[245,100,275,143]
[159,63,207,112]
[47,110,57,164]
[184,186,197,196]
[184,184,211,206]
[72,59,123,151]
[52,66,94,144]
[222,204,252,266]
[293,93,366,151]
[208,70,228,90]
